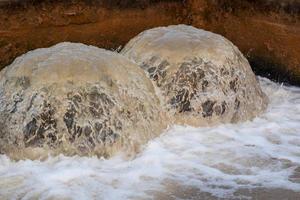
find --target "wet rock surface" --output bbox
[0,42,166,159]
[122,25,268,126]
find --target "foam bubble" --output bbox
[1,77,300,199]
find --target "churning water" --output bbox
[0,77,300,200]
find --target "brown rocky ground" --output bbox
[0,0,300,85]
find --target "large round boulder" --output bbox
[121,25,268,126]
[0,42,166,160]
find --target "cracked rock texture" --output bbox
[0,42,166,160]
[122,25,268,126]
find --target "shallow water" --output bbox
[0,77,300,200]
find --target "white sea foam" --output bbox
[0,77,300,199]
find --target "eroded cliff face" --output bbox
[0,0,184,71]
[0,0,300,85]
[186,0,300,85]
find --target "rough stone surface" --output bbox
[121,25,268,126]
[0,42,166,160]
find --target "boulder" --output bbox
[0,42,166,160]
[121,25,268,126]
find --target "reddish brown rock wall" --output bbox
[0,0,300,85]
[0,0,184,70]
[186,0,300,85]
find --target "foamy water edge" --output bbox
[0,77,300,199]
